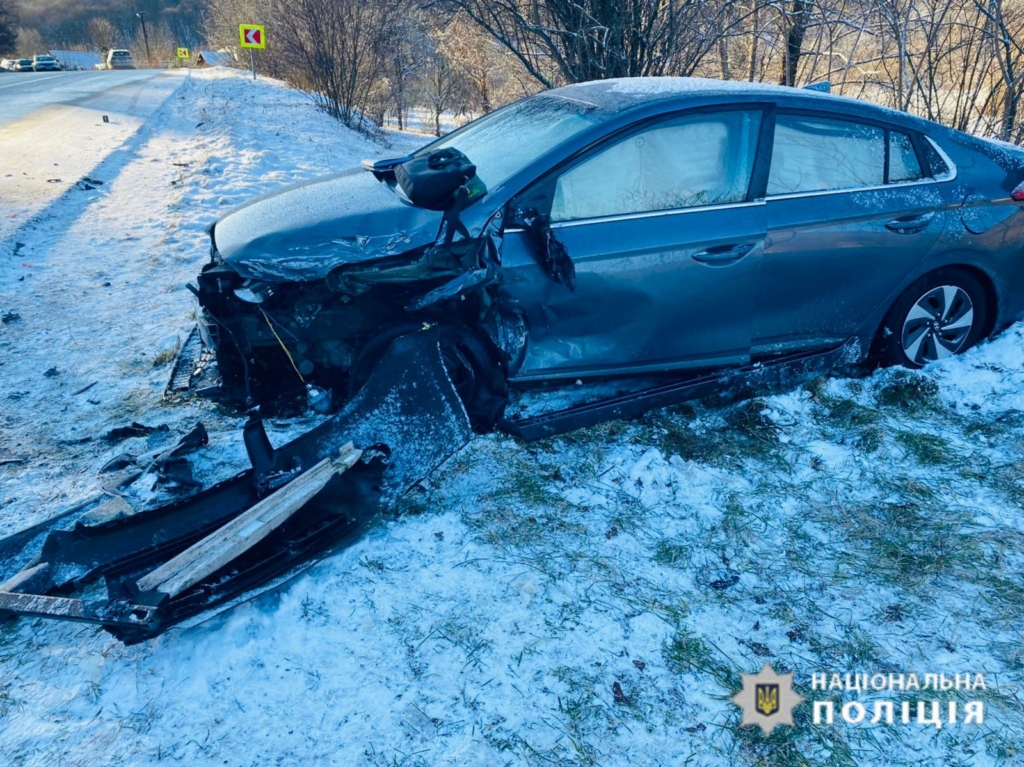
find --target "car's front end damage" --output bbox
[0,152,518,643]
[9,80,974,644]
[180,91,621,423]
[185,159,520,424]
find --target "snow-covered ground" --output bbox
[1,69,1023,766]
[382,106,471,136]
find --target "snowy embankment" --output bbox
[1,69,1023,766]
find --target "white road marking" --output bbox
[0,73,67,90]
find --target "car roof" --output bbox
[548,77,931,132]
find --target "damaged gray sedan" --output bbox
[184,77,1024,433]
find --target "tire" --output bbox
[875,269,989,369]
[349,322,507,430]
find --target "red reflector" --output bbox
[1013,181,1024,201]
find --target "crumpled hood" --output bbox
[213,168,443,282]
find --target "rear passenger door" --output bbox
[754,113,946,356]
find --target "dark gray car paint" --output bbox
[907,126,1024,331]
[215,168,442,282]
[207,77,1024,389]
[502,202,767,380]
[755,181,947,356]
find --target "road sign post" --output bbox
[239,24,266,81]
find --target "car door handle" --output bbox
[885,212,935,234]
[691,242,756,264]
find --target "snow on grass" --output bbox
[2,69,1024,766]
[0,69,423,536]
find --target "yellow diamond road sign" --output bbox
[176,47,190,59]
[239,24,266,49]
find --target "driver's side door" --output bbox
[499,107,770,381]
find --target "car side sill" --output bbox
[500,341,858,440]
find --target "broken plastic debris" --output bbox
[104,422,170,442]
[307,384,332,414]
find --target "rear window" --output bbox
[888,131,924,182]
[768,115,933,195]
[921,138,952,179]
[768,116,884,195]
[112,51,131,57]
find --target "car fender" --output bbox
[853,241,1021,357]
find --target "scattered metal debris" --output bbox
[0,331,472,643]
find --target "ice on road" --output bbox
[0,71,185,246]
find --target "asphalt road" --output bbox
[0,70,167,126]
[0,70,184,247]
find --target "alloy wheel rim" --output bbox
[901,284,974,364]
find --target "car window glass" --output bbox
[423,96,603,193]
[550,110,761,222]
[922,138,951,179]
[768,116,884,195]
[889,131,923,182]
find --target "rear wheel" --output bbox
[875,269,989,368]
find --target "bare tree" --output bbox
[440,0,743,87]
[16,26,43,57]
[779,0,810,86]
[973,0,1024,140]
[0,0,17,56]
[88,17,118,54]
[383,13,430,129]
[422,39,464,134]
[277,0,402,129]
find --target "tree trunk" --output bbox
[748,3,759,82]
[780,0,808,87]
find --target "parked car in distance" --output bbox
[189,77,1024,425]
[2,58,35,72]
[31,54,61,72]
[100,49,135,70]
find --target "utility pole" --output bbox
[136,11,151,67]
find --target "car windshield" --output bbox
[18,59,31,65]
[416,94,606,192]
[36,56,54,61]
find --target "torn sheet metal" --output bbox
[0,330,472,643]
